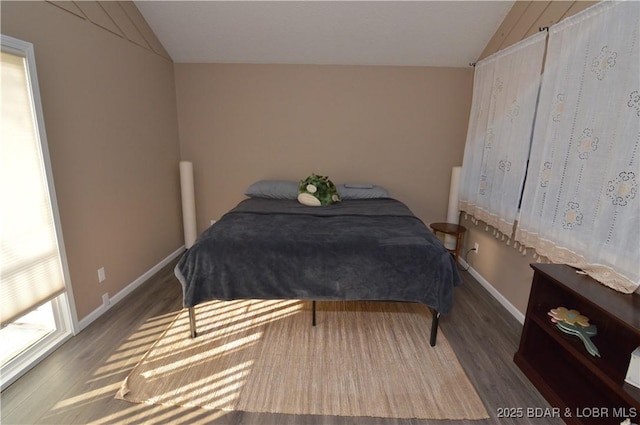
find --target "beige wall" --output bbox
[1,1,183,321]
[1,0,602,324]
[156,1,601,320]
[175,64,473,232]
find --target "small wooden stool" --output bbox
[429,222,467,262]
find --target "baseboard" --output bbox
[459,259,525,325]
[78,245,185,331]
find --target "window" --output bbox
[1,34,77,390]
[460,1,639,293]
[515,1,640,293]
[459,32,546,237]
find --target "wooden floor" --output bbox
[1,258,563,425]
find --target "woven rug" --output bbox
[116,300,488,420]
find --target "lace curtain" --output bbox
[459,33,546,236]
[516,1,640,293]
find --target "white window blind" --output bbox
[459,32,546,237]
[516,1,640,293]
[1,49,67,325]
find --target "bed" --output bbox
[174,195,460,346]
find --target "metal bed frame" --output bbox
[187,300,441,347]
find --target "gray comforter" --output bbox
[175,198,460,314]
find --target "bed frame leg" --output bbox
[430,309,440,347]
[189,307,197,338]
[312,300,316,326]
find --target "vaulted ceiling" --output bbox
[134,1,514,67]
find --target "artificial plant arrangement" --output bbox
[298,174,341,206]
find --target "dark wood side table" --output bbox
[429,222,466,262]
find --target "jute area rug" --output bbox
[116,300,488,420]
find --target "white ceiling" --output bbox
[135,1,514,67]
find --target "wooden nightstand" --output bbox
[429,222,466,262]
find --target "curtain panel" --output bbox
[459,32,546,237]
[516,1,640,293]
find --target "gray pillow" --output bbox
[337,183,390,199]
[245,180,299,199]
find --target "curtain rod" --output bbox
[473,27,550,67]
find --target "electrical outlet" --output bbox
[102,293,110,307]
[97,267,106,283]
[473,242,480,254]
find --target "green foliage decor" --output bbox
[298,174,341,206]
